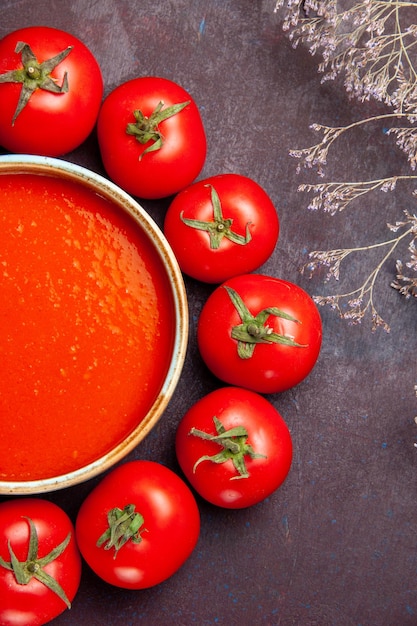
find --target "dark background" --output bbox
[1,1,417,625]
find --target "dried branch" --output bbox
[301,209,417,330]
[276,0,417,330]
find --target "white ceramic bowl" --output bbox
[0,154,188,494]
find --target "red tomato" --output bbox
[0,26,103,156]
[75,460,200,589]
[176,387,292,508]
[197,274,322,394]
[164,174,279,283]
[0,498,81,626]
[97,76,207,199]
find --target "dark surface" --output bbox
[1,1,417,625]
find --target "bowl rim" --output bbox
[0,154,189,494]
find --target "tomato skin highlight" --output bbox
[197,274,322,394]
[0,26,103,156]
[164,173,280,283]
[0,498,81,626]
[75,460,200,589]
[176,387,292,508]
[97,76,207,199]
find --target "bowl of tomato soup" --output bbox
[0,154,188,494]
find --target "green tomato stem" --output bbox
[96,504,146,559]
[0,517,72,608]
[190,416,266,480]
[0,41,72,125]
[180,184,252,249]
[126,99,190,158]
[224,286,307,359]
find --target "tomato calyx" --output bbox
[126,99,191,158]
[180,184,252,249]
[190,416,266,479]
[0,41,73,125]
[97,504,146,558]
[225,286,307,358]
[0,516,72,608]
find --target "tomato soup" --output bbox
[0,172,175,481]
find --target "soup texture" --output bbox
[0,172,175,481]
